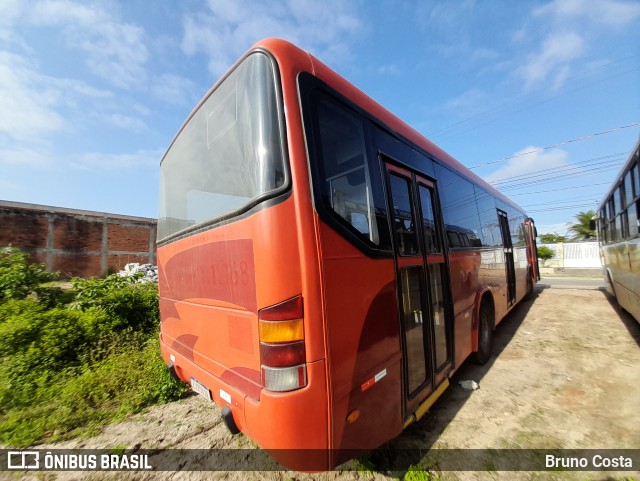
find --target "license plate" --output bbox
[190,377,212,401]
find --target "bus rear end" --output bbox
[157,48,328,468]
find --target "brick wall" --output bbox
[0,200,156,278]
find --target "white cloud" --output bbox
[445,88,491,114]
[0,0,23,42]
[79,22,148,89]
[151,74,199,106]
[0,51,66,142]
[104,114,148,132]
[534,0,640,26]
[485,147,569,184]
[72,148,163,171]
[181,0,362,76]
[471,48,499,61]
[517,31,585,89]
[377,64,400,75]
[422,0,476,26]
[0,1,155,152]
[512,0,640,92]
[21,0,148,89]
[0,147,54,167]
[0,49,118,144]
[52,78,113,100]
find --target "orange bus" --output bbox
[594,138,640,322]
[157,38,539,470]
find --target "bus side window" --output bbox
[447,231,461,248]
[631,200,640,237]
[313,93,391,251]
[389,174,419,256]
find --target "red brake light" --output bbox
[260,341,305,367]
[258,296,303,321]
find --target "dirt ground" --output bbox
[6,286,640,481]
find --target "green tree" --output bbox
[568,210,596,240]
[539,233,567,243]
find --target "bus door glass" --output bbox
[523,219,540,282]
[417,181,452,383]
[385,162,452,417]
[498,209,516,307]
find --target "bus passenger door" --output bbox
[524,218,541,282]
[498,209,516,307]
[416,180,452,387]
[385,162,452,420]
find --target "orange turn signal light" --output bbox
[259,318,304,343]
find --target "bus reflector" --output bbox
[259,296,307,392]
[261,364,307,392]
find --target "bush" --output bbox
[537,246,555,260]
[0,247,186,446]
[0,247,58,303]
[72,275,160,334]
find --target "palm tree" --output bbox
[568,210,596,240]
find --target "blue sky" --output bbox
[1,0,639,236]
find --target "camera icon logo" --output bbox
[7,451,40,470]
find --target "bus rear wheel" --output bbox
[472,301,494,365]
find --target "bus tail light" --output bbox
[258,296,307,392]
[261,365,307,392]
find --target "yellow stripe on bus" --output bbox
[403,379,450,429]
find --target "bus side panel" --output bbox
[448,250,480,368]
[318,223,403,451]
[624,238,640,321]
[604,239,640,322]
[513,246,529,305]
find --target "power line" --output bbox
[497,164,621,191]
[508,182,611,196]
[428,54,640,141]
[491,161,621,188]
[526,204,599,213]
[432,69,638,142]
[521,196,601,208]
[489,153,625,185]
[494,165,621,191]
[468,123,639,170]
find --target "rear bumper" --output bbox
[160,335,330,469]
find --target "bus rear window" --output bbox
[158,52,286,241]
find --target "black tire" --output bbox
[472,301,494,365]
